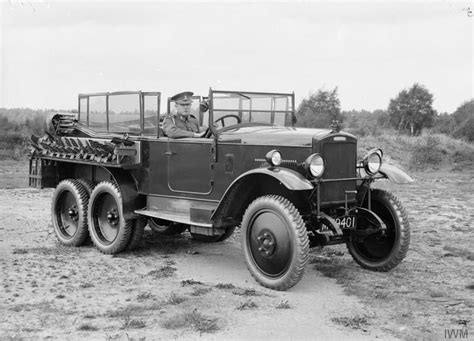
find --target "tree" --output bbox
[295,87,343,128]
[452,99,474,142]
[388,83,436,135]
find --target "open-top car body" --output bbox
[29,89,412,290]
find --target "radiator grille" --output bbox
[320,141,357,205]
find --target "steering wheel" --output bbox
[203,114,242,138]
[214,114,241,128]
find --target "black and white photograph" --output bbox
[0,0,473,340]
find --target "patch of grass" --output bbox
[331,314,371,331]
[276,300,291,309]
[191,287,212,296]
[236,300,258,310]
[358,131,474,171]
[147,264,177,278]
[232,288,260,296]
[429,290,445,298]
[12,248,28,255]
[136,292,154,301]
[410,135,447,169]
[9,300,60,314]
[164,259,176,266]
[443,245,474,261]
[215,283,235,290]
[161,310,220,333]
[166,292,187,305]
[181,279,204,286]
[105,302,164,318]
[76,323,98,331]
[311,255,355,286]
[0,335,29,341]
[120,316,146,329]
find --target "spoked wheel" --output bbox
[148,218,187,236]
[51,179,89,246]
[347,189,410,271]
[88,181,133,254]
[242,195,309,291]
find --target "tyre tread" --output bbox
[52,179,90,246]
[348,189,410,271]
[88,181,133,254]
[125,217,146,251]
[242,195,309,291]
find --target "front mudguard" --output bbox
[359,163,413,184]
[378,164,414,184]
[356,164,413,206]
[211,167,313,225]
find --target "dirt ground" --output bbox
[0,160,472,340]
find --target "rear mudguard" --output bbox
[103,167,145,219]
[378,164,414,184]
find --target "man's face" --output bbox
[176,103,192,116]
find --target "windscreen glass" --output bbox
[88,95,107,132]
[211,92,294,127]
[143,94,159,136]
[108,94,141,134]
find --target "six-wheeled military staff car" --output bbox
[29,89,413,290]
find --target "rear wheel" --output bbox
[76,178,95,197]
[242,195,309,291]
[347,189,410,271]
[51,179,89,246]
[75,178,96,245]
[88,181,133,254]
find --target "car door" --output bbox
[166,138,215,194]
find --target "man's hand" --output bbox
[193,131,206,138]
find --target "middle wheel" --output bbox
[88,181,134,254]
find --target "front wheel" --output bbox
[242,195,309,291]
[347,189,410,271]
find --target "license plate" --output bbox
[335,215,357,229]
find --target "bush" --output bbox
[0,110,49,160]
[410,136,447,169]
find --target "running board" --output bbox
[134,209,212,228]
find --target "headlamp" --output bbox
[265,149,282,166]
[363,148,383,175]
[304,153,325,178]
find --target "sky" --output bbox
[0,0,472,113]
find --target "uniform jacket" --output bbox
[162,114,200,138]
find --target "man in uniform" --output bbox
[162,91,205,138]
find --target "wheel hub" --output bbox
[68,206,78,221]
[106,209,119,225]
[257,232,276,257]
